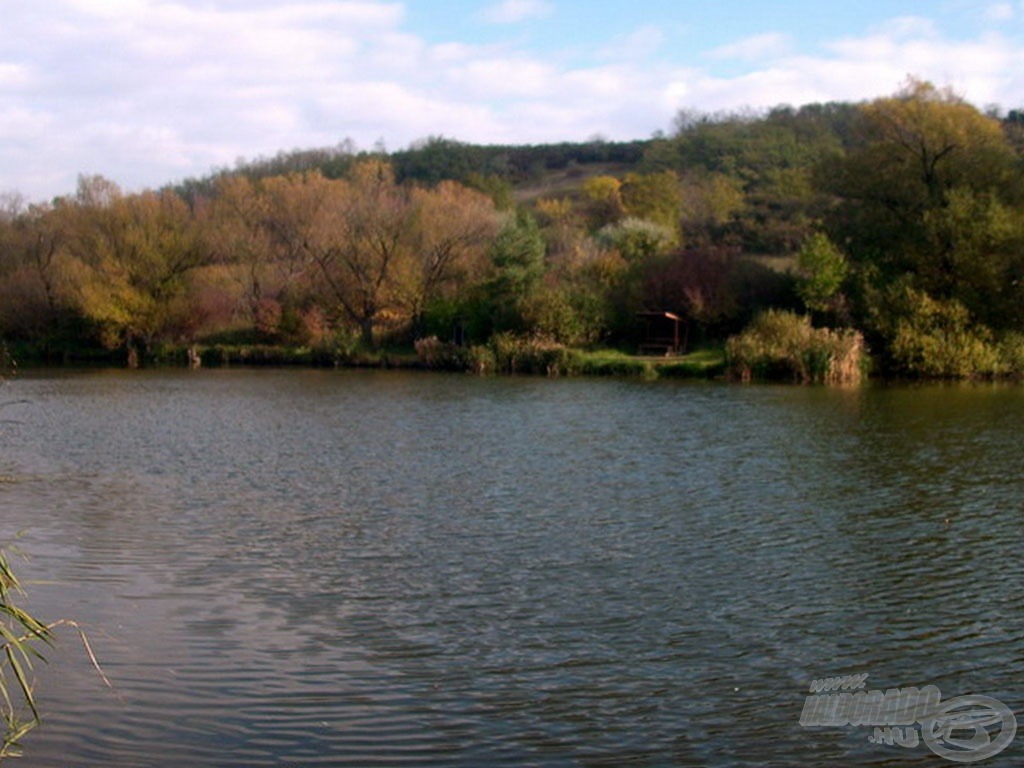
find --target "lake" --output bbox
[1,369,1022,766]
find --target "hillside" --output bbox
[5,82,1024,379]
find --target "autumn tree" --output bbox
[209,172,326,341]
[304,161,415,347]
[402,181,499,337]
[208,175,276,334]
[66,177,207,364]
[0,199,77,349]
[581,176,625,230]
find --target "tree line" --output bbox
[2,78,1024,377]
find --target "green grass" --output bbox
[578,347,726,379]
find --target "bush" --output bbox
[726,310,865,384]
[459,345,491,375]
[887,290,1000,378]
[490,333,583,376]
[997,332,1024,376]
[414,336,470,372]
[413,337,498,375]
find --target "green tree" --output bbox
[596,217,675,265]
[795,232,849,316]
[476,210,546,336]
[826,78,1024,368]
[619,171,682,241]
[678,171,746,246]
[828,79,1018,280]
[662,107,841,252]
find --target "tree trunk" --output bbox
[360,316,375,348]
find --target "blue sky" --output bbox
[2,0,1023,201]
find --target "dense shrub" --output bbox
[997,332,1024,377]
[726,309,865,383]
[414,336,469,371]
[415,334,583,376]
[886,289,1000,378]
[490,333,583,376]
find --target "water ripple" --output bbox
[1,372,1022,766]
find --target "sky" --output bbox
[2,0,1024,201]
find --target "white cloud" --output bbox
[2,1,1024,201]
[478,0,554,24]
[600,26,666,61]
[0,64,35,97]
[984,3,1015,21]
[868,15,939,39]
[707,32,792,62]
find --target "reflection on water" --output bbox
[1,370,1022,766]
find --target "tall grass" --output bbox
[0,352,111,761]
[416,334,583,376]
[0,548,52,761]
[415,335,726,379]
[726,310,865,384]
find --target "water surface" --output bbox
[1,369,1021,766]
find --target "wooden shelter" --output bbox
[637,311,686,356]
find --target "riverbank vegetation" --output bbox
[0,546,51,760]
[2,78,1023,380]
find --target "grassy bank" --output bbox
[413,335,726,379]
[7,335,728,380]
[135,338,727,380]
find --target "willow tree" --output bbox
[830,81,1019,276]
[66,178,207,364]
[823,79,1024,374]
[828,79,1024,338]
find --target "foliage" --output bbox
[0,548,52,760]
[884,287,1001,378]
[677,170,746,246]
[597,218,675,264]
[3,81,1024,379]
[581,176,625,230]
[795,232,849,314]
[826,79,1022,306]
[413,336,725,379]
[65,180,207,363]
[489,333,583,376]
[997,333,1024,376]
[641,247,797,343]
[413,336,471,372]
[726,309,865,384]
[619,171,682,237]
[474,211,546,337]
[653,104,844,252]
